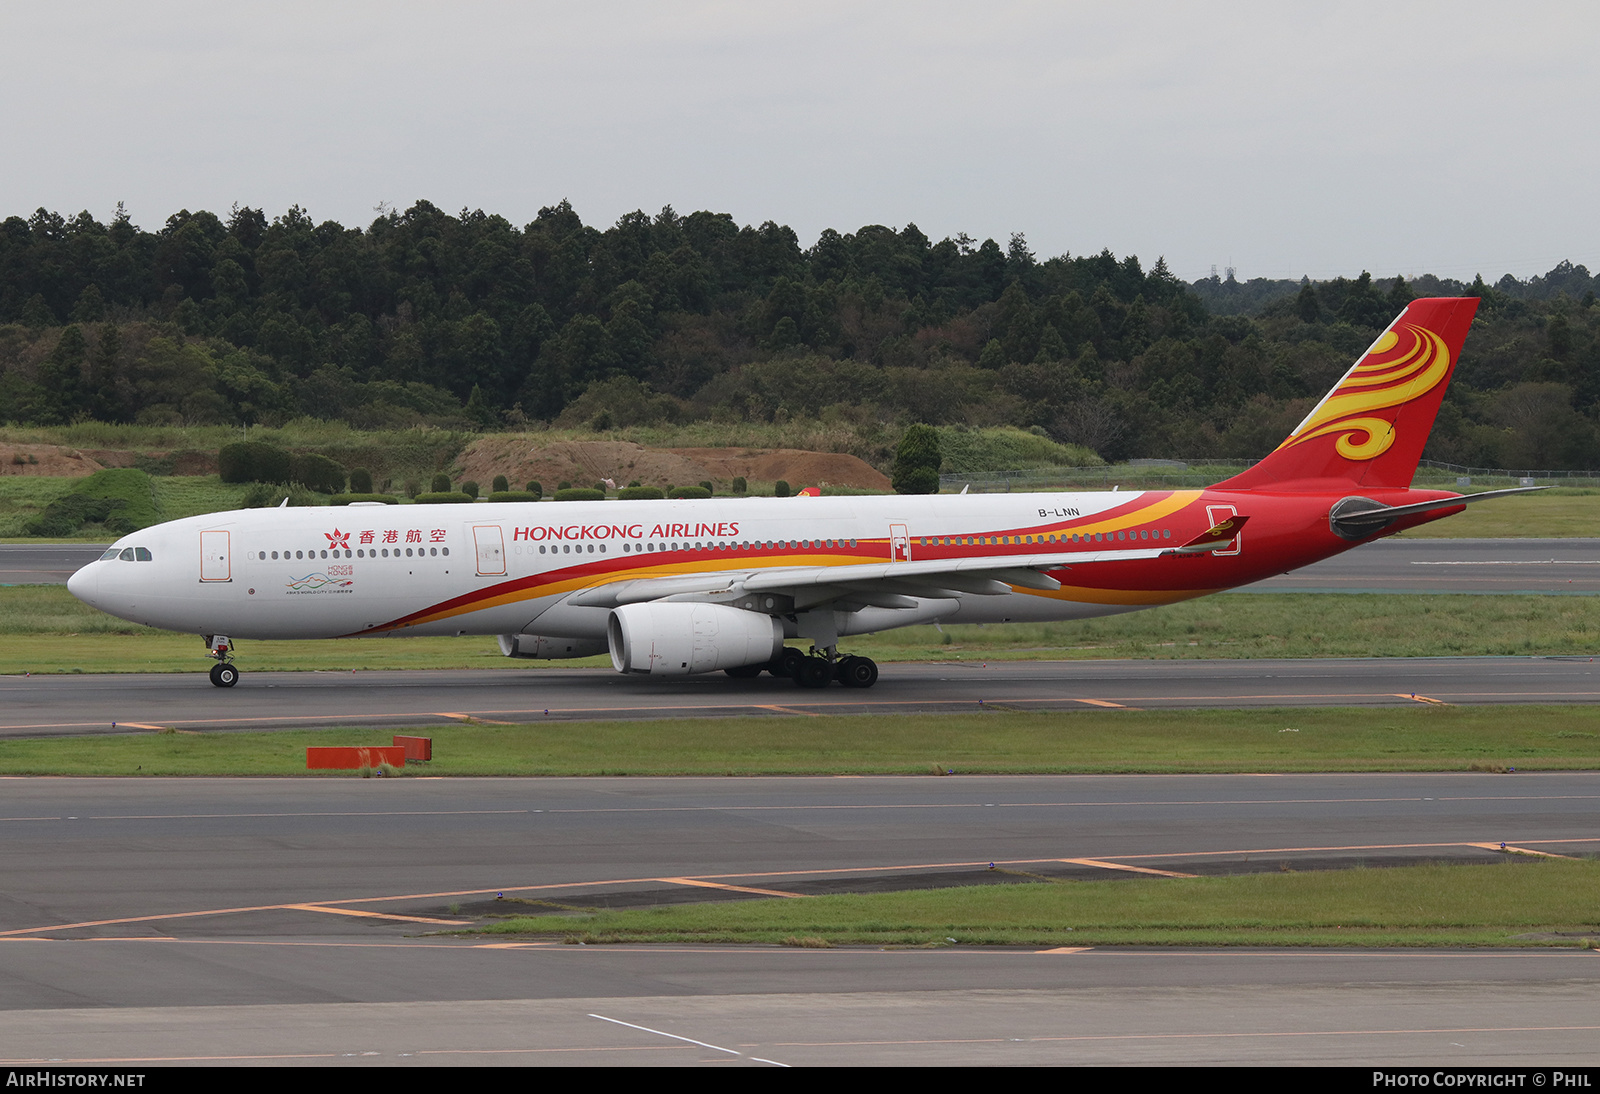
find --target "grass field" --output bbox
[3,585,1596,674]
[0,474,253,538]
[1396,491,1600,538]
[473,858,1600,948]
[2,705,1597,776]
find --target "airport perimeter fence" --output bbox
[939,459,1600,493]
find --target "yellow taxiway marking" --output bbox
[1464,842,1577,859]
[434,712,516,725]
[757,705,822,717]
[1034,946,1093,954]
[1395,693,1449,705]
[8,837,1597,939]
[1073,698,1126,708]
[282,903,472,926]
[658,877,806,898]
[1060,858,1196,878]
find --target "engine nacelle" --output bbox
[498,633,609,660]
[607,602,783,675]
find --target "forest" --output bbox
[2,200,1598,471]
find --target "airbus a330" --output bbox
[69,297,1531,689]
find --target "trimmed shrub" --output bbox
[242,482,324,508]
[698,480,714,494]
[553,487,605,501]
[219,441,291,485]
[731,476,747,494]
[431,473,451,493]
[349,467,374,494]
[525,481,543,498]
[460,480,480,498]
[774,480,791,497]
[329,493,399,505]
[24,494,131,536]
[487,491,542,503]
[617,485,664,501]
[412,491,475,504]
[492,475,509,494]
[24,470,160,535]
[667,486,711,499]
[290,452,346,495]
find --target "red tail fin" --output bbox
[1214,297,1479,491]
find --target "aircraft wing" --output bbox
[565,544,1192,612]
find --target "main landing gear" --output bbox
[723,646,880,689]
[205,634,239,688]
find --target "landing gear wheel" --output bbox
[837,656,879,689]
[793,657,832,689]
[770,647,807,679]
[209,663,239,688]
[725,663,764,678]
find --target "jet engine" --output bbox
[607,602,783,675]
[497,633,609,659]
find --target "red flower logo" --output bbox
[325,528,351,550]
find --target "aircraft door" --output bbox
[200,530,231,582]
[1204,505,1242,556]
[889,523,911,562]
[472,524,507,576]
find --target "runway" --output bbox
[1,774,1597,1066]
[0,542,108,584]
[6,540,1600,1066]
[4,656,1599,737]
[5,537,1600,591]
[1244,537,1600,594]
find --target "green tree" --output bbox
[892,423,942,494]
[1295,282,1321,322]
[37,326,89,423]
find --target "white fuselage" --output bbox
[67,491,1205,644]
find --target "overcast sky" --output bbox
[3,2,1596,283]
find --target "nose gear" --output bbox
[204,635,240,688]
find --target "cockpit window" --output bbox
[118,548,135,561]
[134,547,152,561]
[100,548,121,560]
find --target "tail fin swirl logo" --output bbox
[1274,323,1451,462]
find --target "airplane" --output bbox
[68,296,1537,689]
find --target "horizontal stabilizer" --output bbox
[1329,486,1548,539]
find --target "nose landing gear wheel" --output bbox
[209,663,239,688]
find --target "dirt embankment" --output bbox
[0,444,112,476]
[0,435,887,492]
[454,438,890,492]
[0,445,216,477]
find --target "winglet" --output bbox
[1166,514,1249,555]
